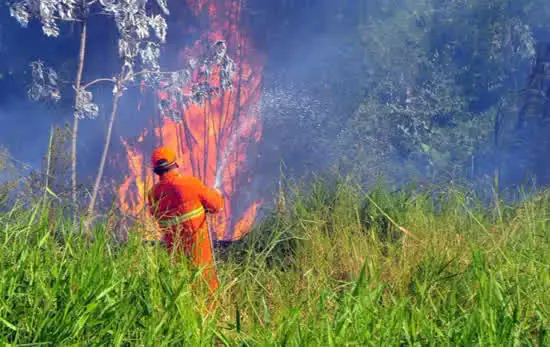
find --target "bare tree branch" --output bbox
[52,15,82,22]
[82,77,116,89]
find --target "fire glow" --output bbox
[118,0,263,240]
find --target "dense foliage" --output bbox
[347,0,550,183]
[257,0,550,188]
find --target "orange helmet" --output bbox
[151,146,177,171]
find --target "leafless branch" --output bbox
[52,15,82,22]
[82,77,116,89]
[131,68,189,79]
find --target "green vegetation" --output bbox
[0,147,18,206]
[269,0,550,186]
[0,178,548,345]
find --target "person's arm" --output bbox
[193,178,224,213]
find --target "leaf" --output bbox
[262,297,271,327]
[74,88,99,119]
[235,303,242,333]
[9,2,31,27]
[0,316,17,331]
[139,41,160,71]
[28,61,61,102]
[45,186,60,200]
[149,14,167,42]
[156,0,169,15]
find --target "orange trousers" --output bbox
[164,222,219,293]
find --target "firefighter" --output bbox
[147,146,224,293]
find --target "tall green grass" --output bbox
[0,178,549,345]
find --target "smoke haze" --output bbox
[1,0,550,222]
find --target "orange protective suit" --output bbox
[147,148,224,293]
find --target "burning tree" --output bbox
[8,0,238,227]
[118,0,265,241]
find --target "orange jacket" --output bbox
[147,170,223,291]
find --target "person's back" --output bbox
[147,146,223,292]
[150,171,223,246]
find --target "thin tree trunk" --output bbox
[87,89,122,222]
[72,21,88,221]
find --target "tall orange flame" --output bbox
[118,0,263,240]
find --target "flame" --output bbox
[117,0,263,240]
